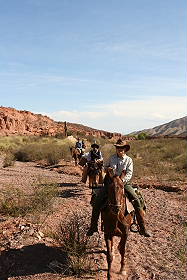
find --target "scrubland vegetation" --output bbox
[0,135,186,279]
[102,138,187,182]
[0,136,72,165]
[53,211,98,276]
[0,135,186,181]
[0,182,58,218]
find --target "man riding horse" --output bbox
[81,142,103,184]
[87,138,151,237]
[75,138,84,155]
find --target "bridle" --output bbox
[108,175,125,215]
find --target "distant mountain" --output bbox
[131,116,187,137]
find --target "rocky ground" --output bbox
[0,158,186,280]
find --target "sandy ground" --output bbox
[0,158,186,280]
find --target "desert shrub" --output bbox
[76,131,85,138]
[96,137,111,147]
[53,211,97,276]
[0,184,58,217]
[31,183,58,212]
[128,138,187,179]
[173,154,187,171]
[14,142,71,164]
[44,145,63,165]
[3,153,15,167]
[14,143,43,162]
[0,136,24,152]
[0,188,31,217]
[136,133,149,140]
[101,143,115,163]
[67,130,76,137]
[85,135,95,144]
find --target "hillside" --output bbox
[0,107,122,139]
[131,116,187,137]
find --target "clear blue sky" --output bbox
[0,0,186,133]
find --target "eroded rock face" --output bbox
[0,107,124,139]
[0,107,64,136]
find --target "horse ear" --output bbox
[107,167,115,178]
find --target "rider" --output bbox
[81,139,86,154]
[86,138,151,237]
[75,138,83,154]
[81,142,103,183]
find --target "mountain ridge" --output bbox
[130,116,187,137]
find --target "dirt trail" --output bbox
[0,159,186,280]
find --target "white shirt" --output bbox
[104,154,133,184]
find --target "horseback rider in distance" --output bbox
[75,138,84,155]
[81,142,103,183]
[86,138,151,237]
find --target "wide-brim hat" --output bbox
[91,143,99,149]
[114,139,130,151]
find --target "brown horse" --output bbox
[70,147,82,165]
[87,160,103,188]
[101,168,134,280]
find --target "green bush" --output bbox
[3,153,15,168]
[136,132,149,140]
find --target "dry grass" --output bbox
[1,136,186,181]
[0,136,73,163]
[0,183,58,217]
[2,153,15,167]
[101,138,186,182]
[129,138,186,180]
[53,211,97,277]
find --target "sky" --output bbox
[0,0,186,134]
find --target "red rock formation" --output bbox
[0,107,64,136]
[0,107,126,139]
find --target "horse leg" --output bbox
[75,155,78,165]
[89,176,92,188]
[105,235,113,280]
[95,174,99,187]
[118,233,128,276]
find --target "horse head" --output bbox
[106,168,125,215]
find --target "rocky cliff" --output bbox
[0,107,123,139]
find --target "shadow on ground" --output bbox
[57,182,78,187]
[0,243,67,280]
[58,188,84,198]
[57,182,84,198]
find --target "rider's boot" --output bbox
[135,209,152,237]
[86,206,100,236]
